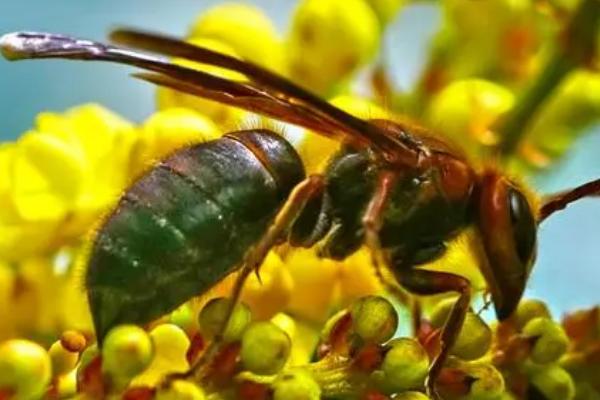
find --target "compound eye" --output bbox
[508,187,537,265]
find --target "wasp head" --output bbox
[476,170,538,320]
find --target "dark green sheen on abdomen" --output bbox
[86,130,304,341]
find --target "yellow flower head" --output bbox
[188,3,284,73]
[130,108,221,178]
[286,0,380,95]
[0,104,136,260]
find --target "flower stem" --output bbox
[497,0,600,156]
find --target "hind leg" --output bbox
[394,266,471,400]
[189,175,325,377]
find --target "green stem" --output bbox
[497,0,600,156]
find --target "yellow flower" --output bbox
[286,0,380,95]
[518,70,600,169]
[425,79,515,158]
[0,262,16,340]
[0,255,92,341]
[188,3,284,73]
[130,108,221,178]
[421,0,551,94]
[241,252,295,321]
[132,324,190,387]
[0,104,136,260]
[284,248,383,323]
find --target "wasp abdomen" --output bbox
[86,129,304,341]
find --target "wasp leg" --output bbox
[411,296,423,335]
[362,170,411,306]
[190,174,325,378]
[396,267,471,400]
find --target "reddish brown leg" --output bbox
[189,175,325,378]
[395,267,471,400]
[411,297,423,336]
[362,170,410,306]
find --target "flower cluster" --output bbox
[1,295,598,399]
[0,0,598,399]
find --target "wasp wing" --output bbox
[0,32,357,140]
[110,29,404,150]
[133,71,345,134]
[0,30,422,166]
[109,28,427,166]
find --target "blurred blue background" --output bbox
[0,0,598,316]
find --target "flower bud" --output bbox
[515,299,551,330]
[56,370,77,399]
[462,363,505,400]
[49,340,79,376]
[376,338,429,393]
[60,330,87,353]
[156,380,206,400]
[350,295,398,344]
[102,325,154,380]
[530,365,575,400]
[430,299,492,360]
[241,321,291,375]
[286,0,379,94]
[133,324,190,387]
[455,313,492,361]
[0,339,52,399]
[425,79,514,156]
[522,317,569,364]
[170,302,197,336]
[198,297,251,343]
[188,3,283,71]
[272,369,321,400]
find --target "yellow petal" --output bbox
[131,108,220,177]
[12,130,85,221]
[132,324,190,387]
[284,248,340,322]
[336,249,383,307]
[188,3,283,72]
[241,252,294,320]
[0,262,16,340]
[286,0,380,94]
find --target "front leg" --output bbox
[362,170,411,306]
[395,266,471,400]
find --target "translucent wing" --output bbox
[109,29,420,158]
[0,30,422,166]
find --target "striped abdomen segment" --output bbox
[86,129,304,341]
